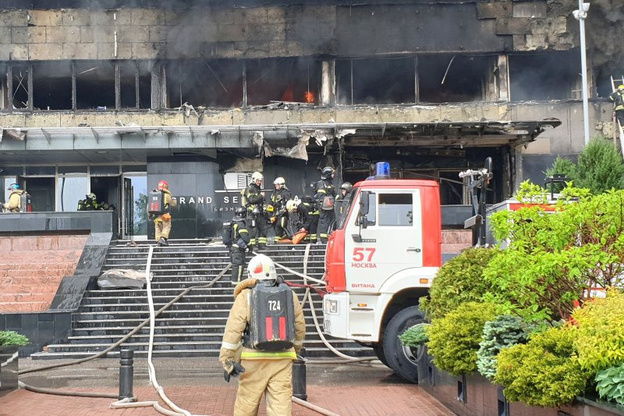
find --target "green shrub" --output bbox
[399,323,430,348]
[476,315,535,381]
[494,326,587,407]
[572,292,624,373]
[595,363,624,405]
[427,302,497,376]
[0,330,29,347]
[420,248,499,320]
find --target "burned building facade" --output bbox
[0,0,616,239]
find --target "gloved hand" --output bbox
[223,360,245,383]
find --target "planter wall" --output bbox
[417,348,624,416]
[0,346,19,397]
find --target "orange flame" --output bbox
[304,91,315,104]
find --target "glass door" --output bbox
[121,174,147,239]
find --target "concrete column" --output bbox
[321,60,335,106]
[497,55,509,102]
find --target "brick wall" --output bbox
[442,229,473,257]
[0,234,88,313]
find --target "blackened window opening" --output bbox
[33,61,72,110]
[418,55,493,103]
[509,51,580,101]
[166,59,244,109]
[246,57,321,106]
[119,61,151,109]
[336,57,415,105]
[76,61,115,110]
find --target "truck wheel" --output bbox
[372,344,389,367]
[382,306,426,384]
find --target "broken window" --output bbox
[509,51,580,101]
[33,61,72,111]
[336,57,415,105]
[76,61,115,110]
[418,55,494,103]
[246,58,321,106]
[166,59,244,109]
[119,61,151,109]
[9,64,30,110]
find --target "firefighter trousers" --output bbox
[230,247,246,284]
[249,215,268,249]
[318,210,335,243]
[154,218,172,241]
[233,359,293,416]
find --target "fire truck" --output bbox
[323,167,444,383]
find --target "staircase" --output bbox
[32,239,373,360]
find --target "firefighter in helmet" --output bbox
[301,182,319,243]
[610,84,624,127]
[286,197,314,244]
[315,166,337,243]
[151,180,177,246]
[241,172,268,251]
[224,206,251,285]
[335,181,353,220]
[3,183,23,213]
[219,254,306,416]
[268,177,292,242]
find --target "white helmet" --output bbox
[273,177,285,187]
[247,254,278,281]
[286,198,300,213]
[251,172,264,183]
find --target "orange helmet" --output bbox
[157,180,169,191]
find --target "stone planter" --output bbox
[417,348,624,416]
[0,346,19,397]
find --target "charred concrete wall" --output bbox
[0,2,575,62]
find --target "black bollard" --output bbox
[119,349,136,401]
[292,352,307,401]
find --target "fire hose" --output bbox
[16,243,366,416]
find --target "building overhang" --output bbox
[0,120,561,165]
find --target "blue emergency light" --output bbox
[375,162,390,179]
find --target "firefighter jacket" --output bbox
[154,189,176,221]
[315,179,336,210]
[231,218,251,249]
[610,90,624,111]
[269,187,291,218]
[241,183,265,216]
[3,190,22,212]
[219,278,305,368]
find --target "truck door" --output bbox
[344,190,423,292]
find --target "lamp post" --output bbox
[573,1,591,146]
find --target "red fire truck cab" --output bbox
[323,177,442,383]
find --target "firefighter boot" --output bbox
[158,237,168,247]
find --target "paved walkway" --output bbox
[0,357,455,416]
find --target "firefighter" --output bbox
[610,85,624,126]
[151,180,177,246]
[286,198,314,244]
[219,254,306,416]
[3,183,23,212]
[241,172,268,251]
[78,192,99,211]
[302,182,319,243]
[335,181,353,220]
[315,166,337,243]
[268,177,292,242]
[225,206,251,285]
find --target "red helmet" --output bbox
[157,180,169,191]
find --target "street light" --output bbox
[573,1,591,146]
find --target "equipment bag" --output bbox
[248,282,296,351]
[19,192,32,213]
[147,190,164,215]
[222,222,233,246]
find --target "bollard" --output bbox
[119,349,136,401]
[292,355,307,401]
